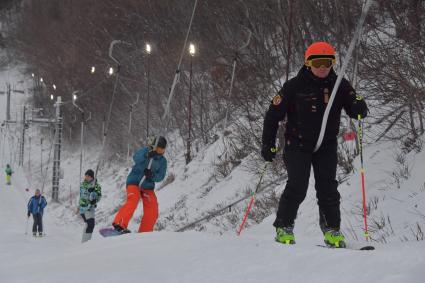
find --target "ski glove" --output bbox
[351,96,368,118]
[147,150,158,159]
[144,168,153,179]
[90,199,97,205]
[261,145,277,162]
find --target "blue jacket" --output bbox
[27,195,47,215]
[126,146,167,189]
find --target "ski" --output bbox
[31,234,45,238]
[316,244,375,251]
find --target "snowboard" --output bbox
[99,227,131,237]
[99,227,121,237]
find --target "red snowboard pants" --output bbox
[113,184,159,232]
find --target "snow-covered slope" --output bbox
[1,64,424,282]
[1,177,424,283]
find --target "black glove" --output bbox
[147,150,158,159]
[88,187,94,193]
[351,96,368,118]
[27,212,30,218]
[90,199,97,205]
[261,145,277,162]
[144,168,153,179]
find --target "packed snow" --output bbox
[0,64,424,283]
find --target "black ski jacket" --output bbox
[262,66,368,152]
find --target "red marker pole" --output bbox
[357,114,369,241]
[237,162,269,236]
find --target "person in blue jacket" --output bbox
[27,189,47,236]
[113,136,167,233]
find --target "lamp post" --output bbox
[146,43,151,139]
[186,43,196,164]
[40,138,43,176]
[72,91,84,183]
[31,73,35,96]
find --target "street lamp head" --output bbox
[91,66,96,74]
[53,84,57,90]
[108,67,114,76]
[40,77,44,83]
[146,43,152,55]
[50,94,54,100]
[31,73,35,78]
[189,43,196,56]
[73,94,77,101]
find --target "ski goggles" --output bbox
[305,58,336,68]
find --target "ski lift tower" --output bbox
[51,96,63,201]
[2,82,64,201]
[26,96,63,202]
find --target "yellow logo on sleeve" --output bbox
[272,95,282,106]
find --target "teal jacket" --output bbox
[5,167,12,176]
[79,179,102,214]
[126,146,167,189]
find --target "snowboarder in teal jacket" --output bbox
[113,136,167,233]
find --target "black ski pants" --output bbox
[32,213,43,233]
[81,210,95,233]
[273,141,341,229]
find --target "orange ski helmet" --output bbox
[305,42,336,65]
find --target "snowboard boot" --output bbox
[32,232,36,237]
[324,229,346,248]
[275,226,295,245]
[39,232,43,237]
[113,223,131,234]
[113,223,124,232]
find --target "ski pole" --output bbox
[236,161,269,236]
[25,216,29,235]
[357,114,369,241]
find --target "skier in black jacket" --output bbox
[261,42,368,247]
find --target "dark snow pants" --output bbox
[81,210,95,233]
[273,141,341,229]
[32,213,43,233]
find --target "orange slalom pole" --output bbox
[237,162,269,236]
[236,195,256,236]
[358,114,369,241]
